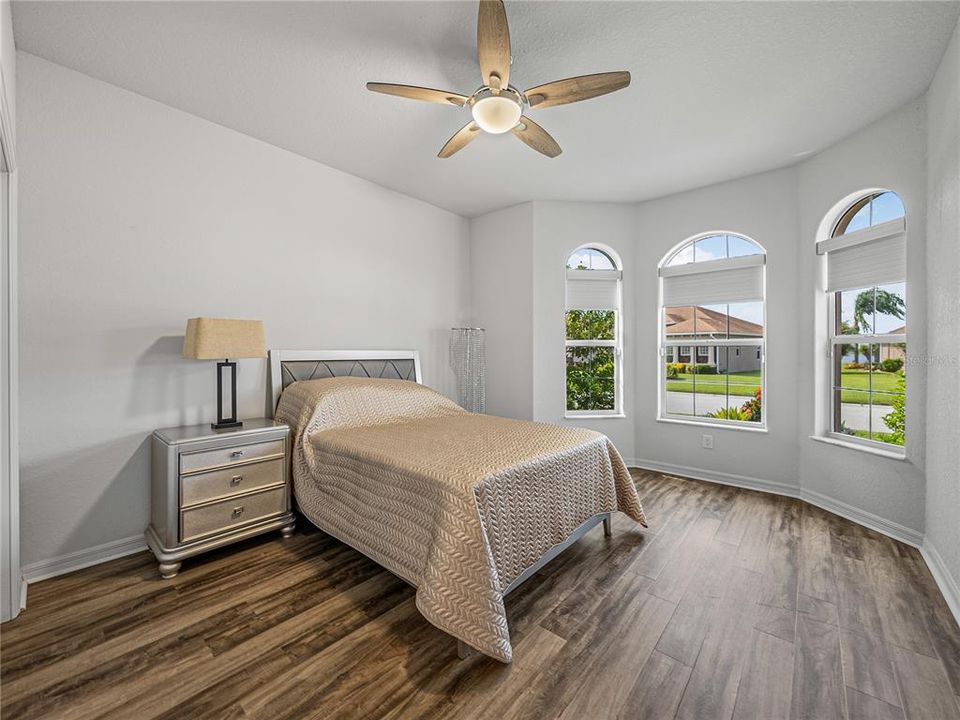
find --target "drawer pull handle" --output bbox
[231,450,244,458]
[230,475,243,486]
[232,506,245,518]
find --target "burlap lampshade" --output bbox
[182,318,266,360]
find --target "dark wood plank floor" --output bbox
[3,471,959,720]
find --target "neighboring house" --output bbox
[880,325,907,361]
[665,306,763,373]
[840,325,907,363]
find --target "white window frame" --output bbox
[658,233,767,431]
[565,247,624,419]
[820,194,906,455]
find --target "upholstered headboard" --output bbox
[268,349,422,417]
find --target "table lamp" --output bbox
[182,317,266,430]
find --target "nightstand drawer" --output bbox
[180,458,284,508]
[180,486,287,543]
[180,439,284,475]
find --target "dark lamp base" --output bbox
[212,420,243,431]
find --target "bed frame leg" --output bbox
[457,639,476,660]
[602,513,612,537]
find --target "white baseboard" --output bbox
[920,539,960,630]
[626,458,923,548]
[799,487,924,548]
[627,457,799,500]
[21,534,147,585]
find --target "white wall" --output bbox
[797,99,928,534]
[633,168,801,491]
[469,203,534,420]
[17,53,470,567]
[924,18,960,604]
[471,100,935,540]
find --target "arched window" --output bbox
[565,246,622,416]
[658,233,766,427]
[817,191,906,449]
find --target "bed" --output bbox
[269,349,647,663]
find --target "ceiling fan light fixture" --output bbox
[470,89,523,134]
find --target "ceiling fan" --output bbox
[366,0,631,158]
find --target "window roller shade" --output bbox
[824,233,905,292]
[661,264,764,306]
[566,269,621,310]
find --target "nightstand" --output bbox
[145,418,295,578]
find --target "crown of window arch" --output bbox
[659,234,765,306]
[816,191,906,293]
[566,247,622,311]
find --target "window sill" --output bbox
[809,434,906,461]
[656,417,768,433]
[565,413,626,420]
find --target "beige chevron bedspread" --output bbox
[275,377,646,663]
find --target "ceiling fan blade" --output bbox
[438,122,481,158]
[366,82,468,107]
[524,71,631,109]
[477,0,511,90]
[512,116,562,158]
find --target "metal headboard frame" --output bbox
[267,349,422,417]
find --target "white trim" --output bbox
[627,458,797,498]
[799,487,923,548]
[659,253,764,278]
[816,217,904,255]
[664,338,763,348]
[920,540,960,630]
[655,417,768,433]
[810,434,906,460]
[831,333,906,346]
[565,269,622,281]
[565,412,625,419]
[21,535,147,584]
[0,58,17,622]
[565,339,616,348]
[625,458,923,548]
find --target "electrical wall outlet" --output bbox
[702,434,714,449]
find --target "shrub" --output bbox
[740,388,762,422]
[881,374,906,445]
[666,362,686,378]
[879,358,903,373]
[843,362,867,370]
[705,406,751,421]
[688,364,717,375]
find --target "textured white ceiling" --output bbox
[13,1,960,217]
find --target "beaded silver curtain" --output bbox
[449,327,486,413]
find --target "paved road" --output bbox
[664,391,894,432]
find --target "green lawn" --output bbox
[666,370,760,398]
[666,368,903,406]
[847,429,901,444]
[834,369,902,405]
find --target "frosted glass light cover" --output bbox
[471,96,522,134]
